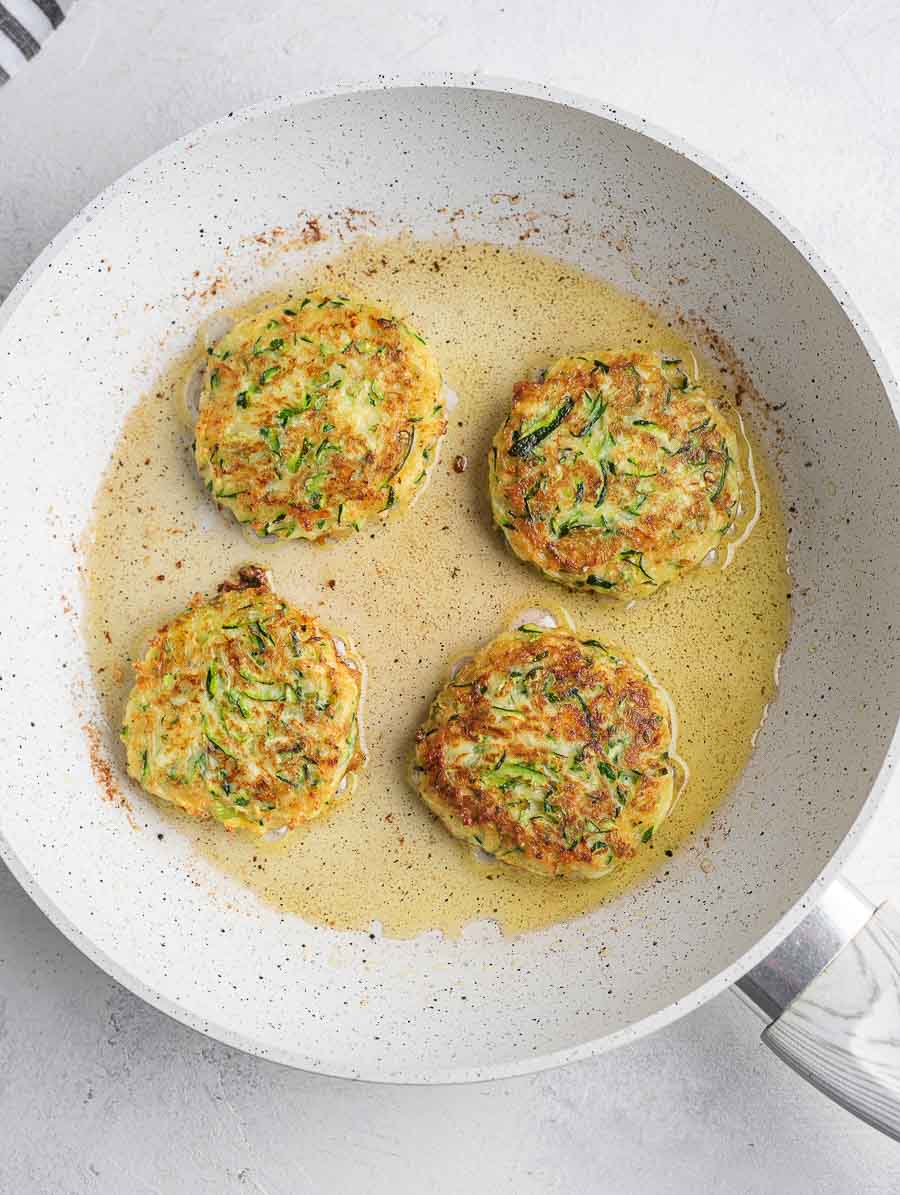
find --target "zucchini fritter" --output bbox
[122,566,363,833]
[195,292,446,539]
[489,351,741,598]
[412,625,675,878]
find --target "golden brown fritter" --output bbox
[412,625,675,878]
[195,292,445,540]
[122,566,364,833]
[489,351,742,598]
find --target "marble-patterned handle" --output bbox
[762,901,900,1140]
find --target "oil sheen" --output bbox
[82,238,791,938]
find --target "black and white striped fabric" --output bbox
[0,0,72,85]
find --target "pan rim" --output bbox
[1,71,898,1084]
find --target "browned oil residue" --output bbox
[83,722,136,826]
[82,237,791,938]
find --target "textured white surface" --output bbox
[1,1,899,1190]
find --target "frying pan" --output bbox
[1,77,898,1134]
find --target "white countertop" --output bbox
[2,1,899,1190]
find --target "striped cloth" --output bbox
[0,0,72,85]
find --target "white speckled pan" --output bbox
[1,78,898,1124]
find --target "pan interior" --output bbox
[83,234,789,937]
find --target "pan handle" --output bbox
[735,877,900,1139]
